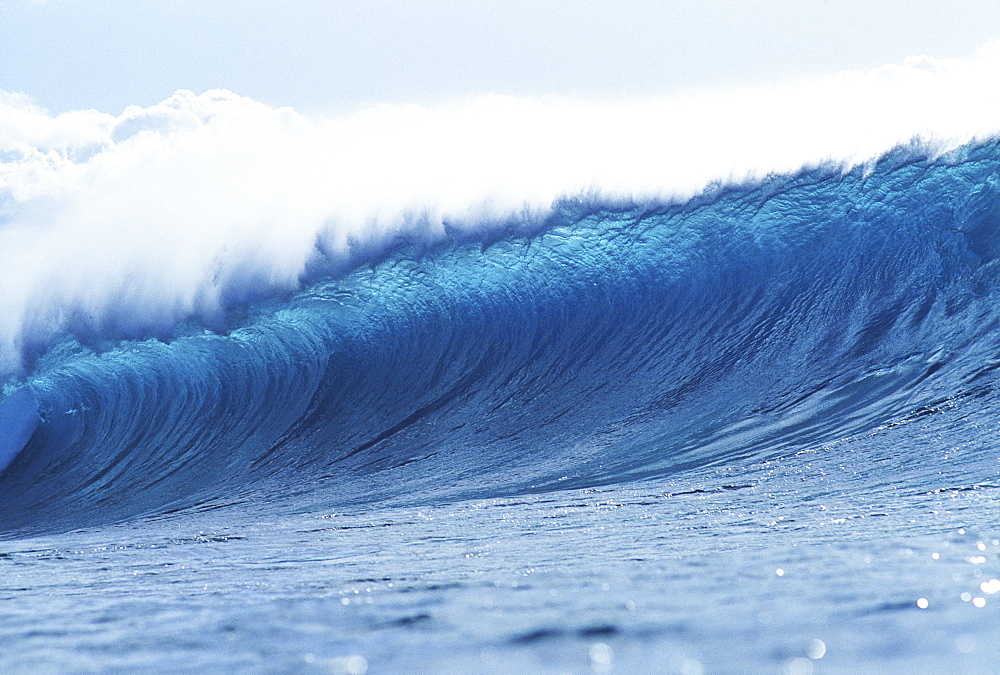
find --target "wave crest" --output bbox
[3,45,1000,374]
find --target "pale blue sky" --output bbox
[2,0,999,114]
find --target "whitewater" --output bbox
[4,45,1000,673]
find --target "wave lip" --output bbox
[5,42,1000,375]
[0,387,38,473]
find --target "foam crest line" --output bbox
[3,43,1000,374]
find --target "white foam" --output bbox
[3,42,1000,374]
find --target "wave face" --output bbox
[3,137,1000,535]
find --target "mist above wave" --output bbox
[2,43,1000,375]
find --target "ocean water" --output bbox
[5,67,1000,671]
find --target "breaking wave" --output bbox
[4,45,1000,534]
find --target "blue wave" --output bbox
[0,387,37,474]
[3,141,1000,535]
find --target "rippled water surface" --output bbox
[4,388,1000,674]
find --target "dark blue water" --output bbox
[3,142,1000,672]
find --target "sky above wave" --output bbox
[1,0,999,114]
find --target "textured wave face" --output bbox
[4,136,1000,535]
